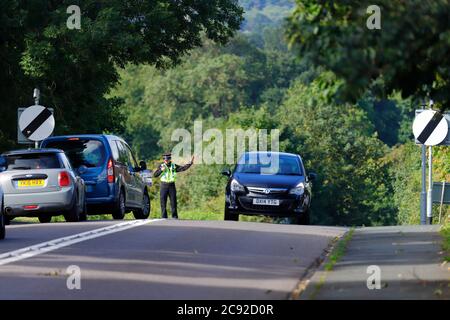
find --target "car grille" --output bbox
[246,187,288,195]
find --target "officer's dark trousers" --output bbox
[160,182,177,218]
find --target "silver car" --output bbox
[0,149,86,223]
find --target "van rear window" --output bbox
[5,153,62,170]
[44,139,106,168]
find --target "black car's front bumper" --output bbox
[226,191,309,217]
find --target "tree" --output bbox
[287,0,450,110]
[277,72,397,226]
[0,0,243,151]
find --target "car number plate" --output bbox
[17,179,45,188]
[253,199,279,206]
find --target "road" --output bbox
[0,220,345,300]
[301,225,450,300]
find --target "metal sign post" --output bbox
[33,88,40,149]
[413,102,449,225]
[420,145,427,225]
[427,146,433,224]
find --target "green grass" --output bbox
[309,228,355,299]
[440,223,450,262]
[324,228,355,271]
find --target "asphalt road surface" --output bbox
[0,220,346,300]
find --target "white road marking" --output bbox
[0,219,162,266]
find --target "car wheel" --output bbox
[38,215,52,223]
[112,190,126,220]
[79,197,88,222]
[64,192,81,222]
[0,212,5,240]
[295,211,310,225]
[133,192,150,220]
[224,207,239,221]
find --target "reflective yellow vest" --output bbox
[160,162,176,183]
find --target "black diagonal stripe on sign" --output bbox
[417,112,444,144]
[21,108,52,138]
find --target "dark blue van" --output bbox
[41,135,150,220]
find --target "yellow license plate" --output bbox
[18,179,45,188]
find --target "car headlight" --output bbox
[230,179,245,192]
[289,182,305,196]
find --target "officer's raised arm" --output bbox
[175,156,194,172]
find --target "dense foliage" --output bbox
[287,0,450,111]
[0,0,243,149]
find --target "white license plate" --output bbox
[253,199,280,206]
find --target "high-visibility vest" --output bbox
[160,162,176,183]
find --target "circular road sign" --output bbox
[19,105,55,142]
[413,110,448,146]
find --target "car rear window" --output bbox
[5,153,62,170]
[44,139,106,168]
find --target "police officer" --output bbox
[153,153,194,219]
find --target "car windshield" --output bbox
[4,153,62,170]
[44,139,106,168]
[235,153,303,175]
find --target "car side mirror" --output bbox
[78,165,88,175]
[221,169,231,177]
[139,161,147,171]
[308,172,317,181]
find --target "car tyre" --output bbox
[79,197,88,222]
[295,210,310,225]
[224,207,239,221]
[112,190,126,220]
[38,215,52,223]
[0,201,5,240]
[64,192,81,222]
[133,192,150,220]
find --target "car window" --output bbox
[59,153,72,170]
[123,142,138,168]
[115,141,129,165]
[4,153,63,170]
[235,153,303,175]
[110,140,120,161]
[44,139,106,168]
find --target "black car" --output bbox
[222,152,316,224]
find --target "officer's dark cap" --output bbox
[163,153,172,160]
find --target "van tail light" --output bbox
[58,171,71,187]
[107,158,114,183]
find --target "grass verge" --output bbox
[440,223,450,262]
[324,228,355,271]
[308,228,355,299]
